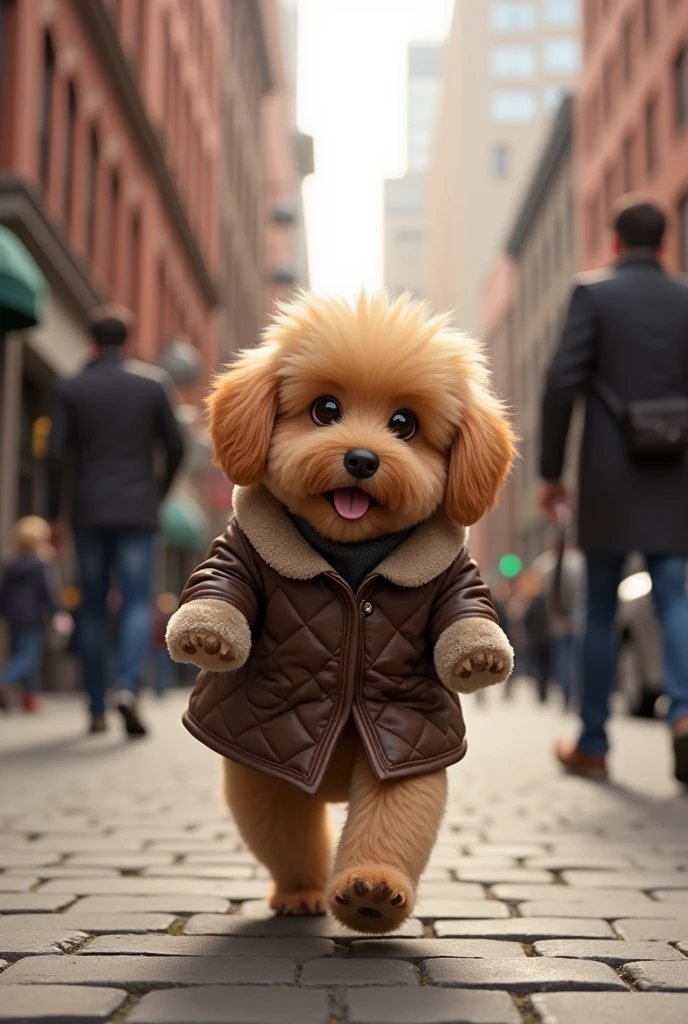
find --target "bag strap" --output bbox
[591,376,626,420]
[551,528,569,619]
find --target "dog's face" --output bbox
[208,294,515,542]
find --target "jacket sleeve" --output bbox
[166,521,260,671]
[46,383,74,522]
[155,383,185,498]
[540,283,597,481]
[430,550,513,692]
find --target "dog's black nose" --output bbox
[344,449,380,479]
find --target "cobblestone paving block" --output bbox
[26,838,144,853]
[531,992,688,1024]
[624,961,688,992]
[38,877,269,899]
[63,894,231,914]
[300,957,418,987]
[235,900,424,936]
[491,885,655,904]
[520,899,681,919]
[614,918,688,941]
[0,876,38,891]
[454,868,554,884]
[8,868,119,879]
[126,985,331,1024]
[561,871,688,890]
[0,913,177,934]
[466,843,546,859]
[0,984,126,1022]
[533,939,685,963]
[434,917,614,940]
[422,956,627,991]
[0,954,297,987]
[653,890,688,902]
[677,941,688,956]
[0,929,89,960]
[526,855,634,871]
[351,939,526,961]
[0,893,76,913]
[415,884,487,901]
[65,854,174,870]
[84,934,334,958]
[0,853,60,869]
[345,988,521,1024]
[182,912,412,939]
[414,901,509,922]
[141,864,256,880]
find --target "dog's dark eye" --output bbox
[389,410,417,441]
[311,396,342,426]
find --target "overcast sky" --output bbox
[294,0,454,300]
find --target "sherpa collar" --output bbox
[232,484,467,588]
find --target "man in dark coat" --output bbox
[47,306,185,736]
[539,197,688,783]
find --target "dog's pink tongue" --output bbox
[333,488,371,520]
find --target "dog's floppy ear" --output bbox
[206,343,279,486]
[445,384,516,527]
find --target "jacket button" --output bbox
[362,601,373,615]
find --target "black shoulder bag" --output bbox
[592,377,688,462]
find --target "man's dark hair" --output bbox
[611,195,666,250]
[90,304,133,348]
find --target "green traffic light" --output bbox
[499,553,522,578]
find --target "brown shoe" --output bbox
[555,739,608,779]
[672,717,688,785]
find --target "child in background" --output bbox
[152,592,179,696]
[0,517,73,712]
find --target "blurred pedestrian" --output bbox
[522,571,552,703]
[46,306,185,737]
[151,592,178,696]
[540,195,688,783]
[0,517,73,712]
[533,529,586,709]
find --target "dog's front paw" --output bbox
[167,599,251,672]
[453,650,506,693]
[180,631,236,665]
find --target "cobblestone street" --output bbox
[1,687,688,1024]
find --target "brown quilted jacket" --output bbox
[177,485,507,795]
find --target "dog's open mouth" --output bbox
[325,488,378,521]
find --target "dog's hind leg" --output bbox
[326,744,447,933]
[223,759,332,914]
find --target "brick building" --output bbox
[0,0,223,552]
[580,0,688,270]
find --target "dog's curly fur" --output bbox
[181,292,515,933]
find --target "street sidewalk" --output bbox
[1,686,687,1024]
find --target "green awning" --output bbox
[161,494,209,552]
[0,226,47,331]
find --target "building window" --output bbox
[130,210,140,315]
[623,133,635,192]
[543,0,578,28]
[86,125,99,261]
[63,81,77,225]
[490,3,537,32]
[679,194,688,272]
[107,169,119,287]
[491,45,536,78]
[643,0,655,46]
[622,15,634,83]
[492,143,510,178]
[544,86,566,113]
[645,96,658,174]
[675,47,688,131]
[542,39,580,74]
[491,90,537,123]
[38,32,55,189]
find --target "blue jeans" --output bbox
[579,554,688,755]
[1,628,44,691]
[153,647,174,694]
[74,529,156,716]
